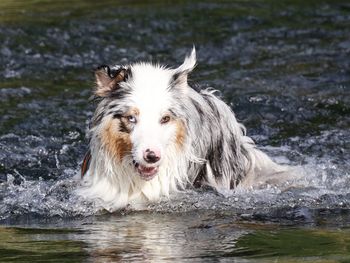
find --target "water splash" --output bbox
[0,129,349,222]
[0,171,98,221]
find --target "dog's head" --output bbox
[92,48,196,181]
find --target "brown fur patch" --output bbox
[126,107,140,117]
[101,118,132,161]
[175,119,186,150]
[94,67,127,97]
[81,150,91,178]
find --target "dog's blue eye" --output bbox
[127,115,136,123]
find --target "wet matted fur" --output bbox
[78,48,288,210]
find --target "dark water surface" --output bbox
[0,0,350,262]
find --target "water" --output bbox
[0,0,349,261]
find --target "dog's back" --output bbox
[183,88,287,190]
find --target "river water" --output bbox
[0,1,349,262]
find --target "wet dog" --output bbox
[78,48,287,210]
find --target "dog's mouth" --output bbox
[134,162,159,181]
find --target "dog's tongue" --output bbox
[137,165,158,180]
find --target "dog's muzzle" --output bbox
[133,161,159,181]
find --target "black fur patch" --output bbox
[125,67,132,80]
[119,119,130,133]
[168,109,178,118]
[171,72,181,84]
[190,98,205,122]
[207,136,224,178]
[109,87,131,100]
[91,111,105,127]
[202,94,221,118]
[193,164,206,188]
[112,112,123,119]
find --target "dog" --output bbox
[78,48,287,210]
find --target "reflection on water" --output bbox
[0,227,87,262]
[78,212,248,262]
[1,211,350,262]
[0,0,350,261]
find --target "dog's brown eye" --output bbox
[160,115,171,124]
[126,115,137,123]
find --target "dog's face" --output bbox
[93,49,196,181]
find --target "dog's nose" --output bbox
[143,149,161,163]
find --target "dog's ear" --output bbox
[171,47,197,91]
[94,65,128,97]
